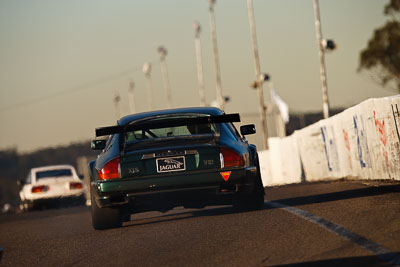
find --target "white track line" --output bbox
[265,201,400,266]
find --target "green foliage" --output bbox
[384,0,400,16]
[358,0,400,91]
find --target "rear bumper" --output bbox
[91,166,259,209]
[24,191,85,202]
[23,194,85,209]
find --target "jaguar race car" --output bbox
[89,107,265,229]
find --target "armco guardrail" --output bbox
[259,95,400,186]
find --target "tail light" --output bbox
[99,157,121,180]
[31,185,49,193]
[70,182,83,190]
[220,147,244,168]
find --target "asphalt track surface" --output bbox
[0,180,399,267]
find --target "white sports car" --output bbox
[19,164,86,211]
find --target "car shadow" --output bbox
[124,205,240,228]
[268,182,400,207]
[267,254,396,267]
[123,182,400,228]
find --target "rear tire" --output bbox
[21,200,34,212]
[234,185,264,211]
[91,192,122,230]
[234,156,265,211]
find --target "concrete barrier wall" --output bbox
[259,95,400,186]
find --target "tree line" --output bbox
[358,0,400,91]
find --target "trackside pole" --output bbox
[313,0,330,119]
[247,0,268,150]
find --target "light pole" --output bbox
[128,80,136,114]
[313,0,330,119]
[247,0,268,150]
[208,0,225,110]
[113,91,121,120]
[158,46,173,109]
[193,21,206,107]
[142,62,154,111]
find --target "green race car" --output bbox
[89,107,265,230]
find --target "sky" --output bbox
[0,0,395,152]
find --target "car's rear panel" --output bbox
[26,178,84,200]
[94,141,258,209]
[99,167,256,193]
[115,144,223,191]
[120,145,221,178]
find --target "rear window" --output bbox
[124,116,219,143]
[36,169,73,180]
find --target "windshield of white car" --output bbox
[36,169,73,180]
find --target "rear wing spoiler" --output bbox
[95,113,241,137]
